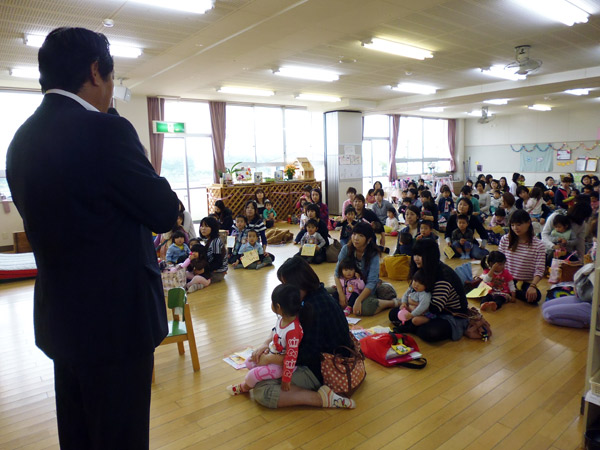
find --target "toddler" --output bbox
[451,215,474,259]
[166,230,190,264]
[437,185,455,221]
[399,197,412,221]
[365,189,376,206]
[395,232,413,256]
[226,285,315,400]
[235,230,272,269]
[490,207,506,228]
[338,258,365,316]
[384,207,399,235]
[299,219,326,264]
[525,187,544,220]
[186,258,211,293]
[399,270,434,326]
[550,214,572,258]
[479,251,516,311]
[263,200,277,229]
[341,187,357,220]
[417,220,438,241]
[339,206,358,246]
[489,190,502,214]
[229,215,249,264]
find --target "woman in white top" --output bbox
[475,181,490,216]
[179,200,197,239]
[509,173,520,196]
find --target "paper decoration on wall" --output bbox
[520,148,552,172]
[577,157,598,172]
[511,141,600,153]
[557,149,571,160]
[557,161,574,166]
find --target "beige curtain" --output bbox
[209,101,226,183]
[146,97,165,175]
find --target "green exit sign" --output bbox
[153,121,186,133]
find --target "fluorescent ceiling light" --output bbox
[392,83,437,95]
[218,86,274,97]
[296,94,341,102]
[512,0,589,26]
[362,38,433,60]
[129,0,213,14]
[467,110,484,117]
[24,33,45,47]
[529,104,552,111]
[9,67,40,79]
[420,107,444,113]
[274,67,339,82]
[110,44,143,58]
[480,65,526,81]
[484,98,509,105]
[564,88,589,96]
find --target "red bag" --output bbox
[360,332,427,369]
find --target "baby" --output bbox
[399,270,434,326]
[550,214,572,258]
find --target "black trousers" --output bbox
[54,353,154,450]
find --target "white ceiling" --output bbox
[1,0,600,118]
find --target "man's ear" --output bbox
[89,61,101,87]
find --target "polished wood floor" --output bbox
[0,224,588,449]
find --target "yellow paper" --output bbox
[491,225,505,235]
[301,243,317,256]
[444,245,455,259]
[466,284,492,298]
[241,249,260,267]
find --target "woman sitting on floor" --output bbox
[389,239,469,342]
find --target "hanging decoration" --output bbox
[557,160,575,166]
[510,141,600,153]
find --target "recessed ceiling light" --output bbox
[484,99,509,105]
[511,0,589,26]
[23,34,45,48]
[102,18,114,28]
[129,0,213,14]
[218,86,274,97]
[295,94,341,102]
[529,104,552,111]
[110,44,143,58]
[392,83,437,95]
[467,110,485,117]
[9,67,40,79]
[564,88,589,96]
[480,65,526,81]
[420,107,444,112]
[274,66,339,82]
[362,38,433,60]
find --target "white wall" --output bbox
[464,106,600,184]
[114,95,150,151]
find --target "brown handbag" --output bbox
[320,333,366,397]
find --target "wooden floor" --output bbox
[0,224,588,449]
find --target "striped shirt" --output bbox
[498,235,545,281]
[247,216,267,246]
[430,280,466,314]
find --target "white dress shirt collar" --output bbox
[45,89,99,112]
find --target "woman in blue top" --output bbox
[332,222,397,316]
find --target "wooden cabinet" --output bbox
[207,180,321,219]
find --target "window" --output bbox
[0,91,43,197]
[362,115,452,188]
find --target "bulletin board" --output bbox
[338,144,362,179]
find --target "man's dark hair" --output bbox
[39,27,114,93]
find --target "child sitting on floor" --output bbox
[384,206,399,235]
[395,232,413,256]
[229,215,249,264]
[166,230,190,264]
[338,258,365,316]
[339,206,358,247]
[399,270,434,326]
[550,214,572,258]
[451,215,474,260]
[186,258,211,293]
[227,285,305,396]
[479,251,516,311]
[234,229,272,270]
[263,200,277,229]
[299,219,326,264]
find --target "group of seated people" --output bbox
[153,173,598,410]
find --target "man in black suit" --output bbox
[6,27,179,449]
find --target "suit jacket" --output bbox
[6,94,179,364]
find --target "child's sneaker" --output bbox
[318,385,356,409]
[480,302,497,312]
[344,306,352,316]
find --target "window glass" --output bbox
[255,106,283,163]
[0,91,43,197]
[361,140,373,186]
[161,137,187,190]
[400,117,423,159]
[164,100,211,134]
[186,137,214,186]
[407,161,423,175]
[225,105,255,164]
[372,140,389,178]
[285,108,310,161]
[424,119,450,158]
[363,115,389,138]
